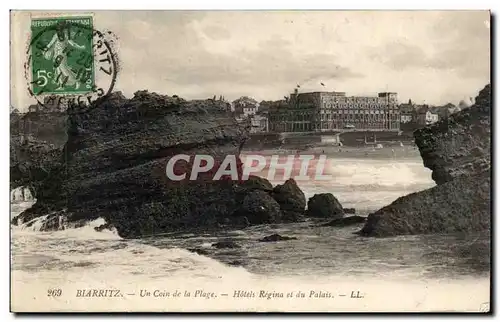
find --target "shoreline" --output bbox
[242,145,422,159]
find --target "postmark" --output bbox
[24,15,118,110]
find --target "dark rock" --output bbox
[212,241,241,249]
[321,215,366,227]
[238,175,273,191]
[360,85,491,237]
[38,213,65,232]
[271,179,306,222]
[227,260,245,266]
[10,111,68,208]
[94,222,115,232]
[343,208,356,214]
[11,91,252,238]
[359,172,490,237]
[235,190,282,225]
[258,233,298,242]
[187,248,211,255]
[306,193,344,218]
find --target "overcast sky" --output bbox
[11,10,490,111]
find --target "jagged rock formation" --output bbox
[12,91,251,237]
[258,234,298,242]
[238,190,283,224]
[11,91,308,238]
[212,241,241,249]
[306,193,344,218]
[414,85,491,184]
[360,84,491,237]
[10,111,67,195]
[271,179,306,222]
[238,175,273,191]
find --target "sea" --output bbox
[10,146,491,312]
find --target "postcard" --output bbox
[10,10,491,313]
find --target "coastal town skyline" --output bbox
[11,11,490,112]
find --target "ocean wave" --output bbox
[250,157,433,188]
[12,217,121,240]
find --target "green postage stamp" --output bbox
[30,16,94,95]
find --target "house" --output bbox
[243,105,258,117]
[232,96,259,118]
[416,105,439,126]
[399,99,416,124]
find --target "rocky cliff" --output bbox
[10,111,67,198]
[414,84,491,184]
[11,91,307,238]
[360,84,491,237]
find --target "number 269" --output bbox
[47,289,62,297]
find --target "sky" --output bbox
[11,10,491,111]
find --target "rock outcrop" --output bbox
[271,179,306,222]
[237,190,283,224]
[360,84,491,237]
[258,234,298,242]
[238,175,273,191]
[12,91,270,238]
[10,91,312,238]
[212,241,241,249]
[306,193,344,218]
[360,173,490,236]
[414,84,491,185]
[10,111,67,197]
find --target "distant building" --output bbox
[243,105,258,117]
[233,96,259,118]
[399,99,416,124]
[416,105,439,126]
[269,89,400,132]
[434,104,455,120]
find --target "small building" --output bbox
[232,96,259,118]
[416,105,439,126]
[249,114,268,133]
[243,105,258,117]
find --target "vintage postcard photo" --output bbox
[9,10,491,312]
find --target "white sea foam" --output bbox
[245,156,435,210]
[10,186,35,203]
[10,219,490,312]
[10,157,489,312]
